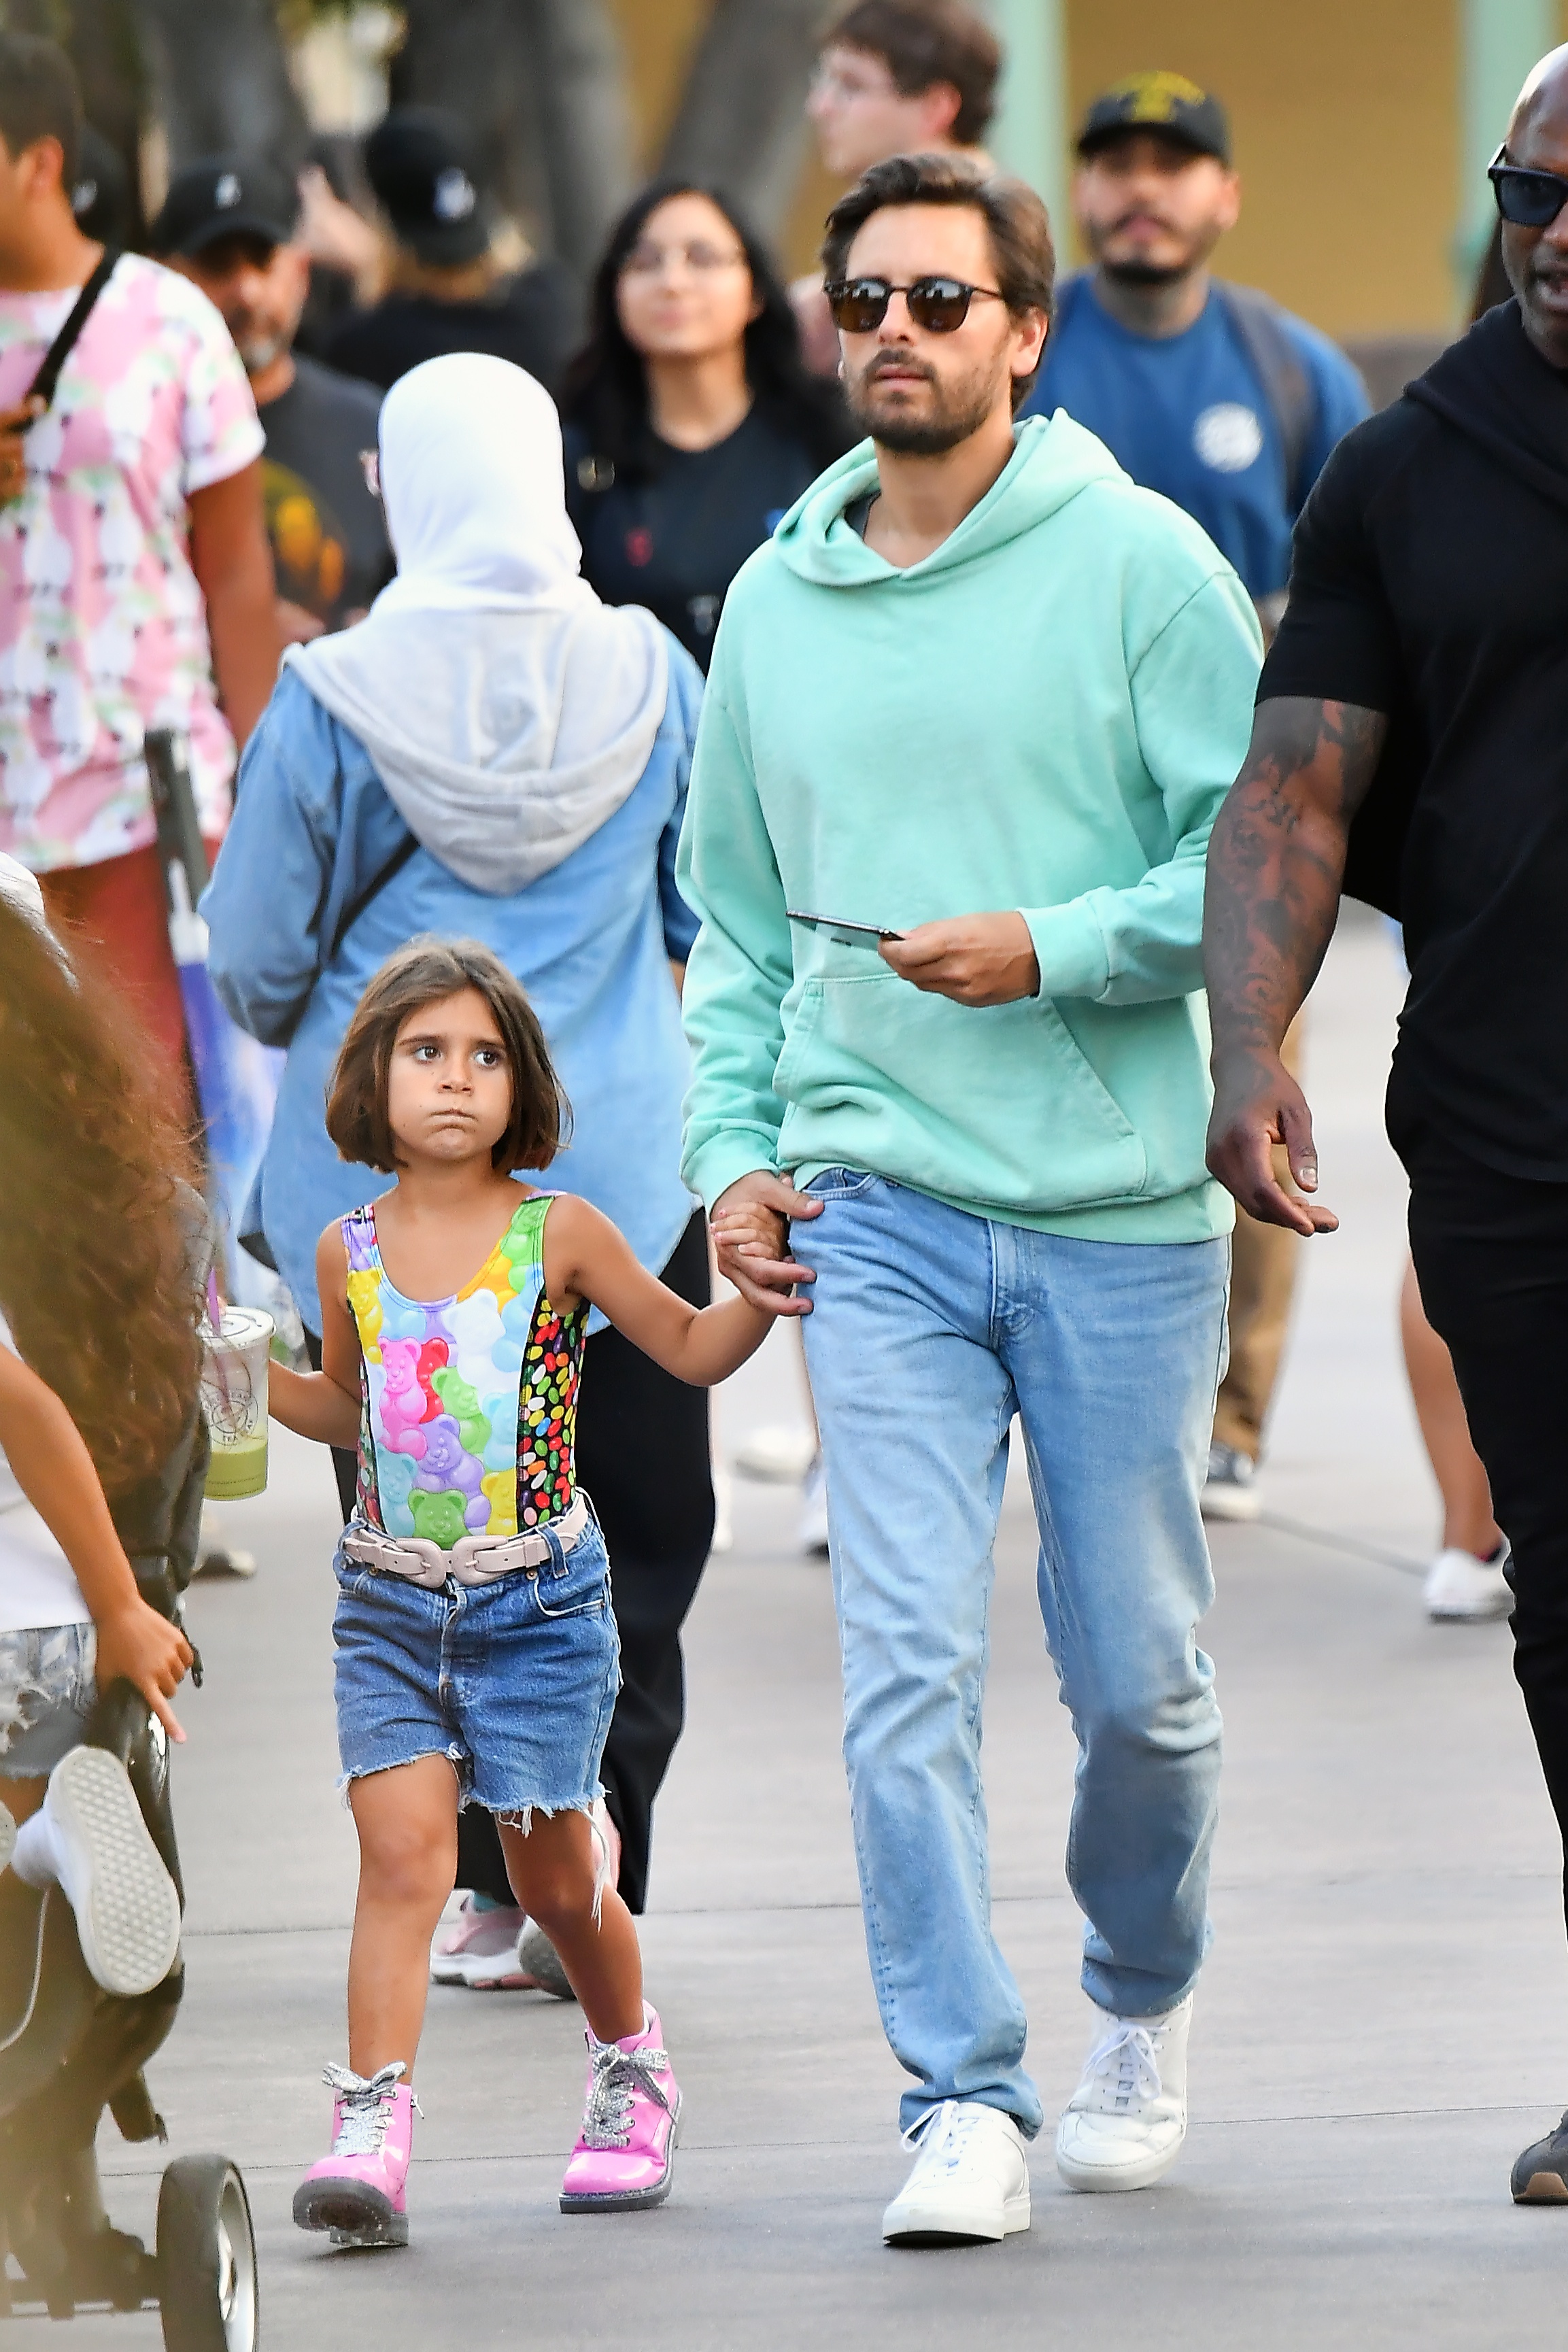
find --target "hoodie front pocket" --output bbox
[776,970,1149,1212]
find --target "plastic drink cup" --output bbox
[200,1306,273,1501]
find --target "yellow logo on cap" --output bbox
[1106,70,1208,123]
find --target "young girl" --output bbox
[269,936,799,2245]
[0,864,198,2000]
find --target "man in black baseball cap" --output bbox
[322,106,577,396]
[1019,74,1370,1527]
[154,156,390,644]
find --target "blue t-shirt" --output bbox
[1019,277,1370,598]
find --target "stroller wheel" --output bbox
[157,2155,259,2351]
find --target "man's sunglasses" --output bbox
[825,275,1006,334]
[1488,143,1568,228]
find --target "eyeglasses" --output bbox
[825,276,1007,334]
[621,241,749,277]
[1488,143,1568,228]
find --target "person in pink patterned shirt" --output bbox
[0,33,278,1087]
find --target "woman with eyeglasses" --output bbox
[560,182,851,672]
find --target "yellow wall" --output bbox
[613,0,1568,337]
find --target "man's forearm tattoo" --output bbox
[1204,697,1387,1063]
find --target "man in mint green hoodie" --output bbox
[677,152,1262,2246]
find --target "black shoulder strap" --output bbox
[1214,281,1316,513]
[27,248,119,415]
[324,828,418,968]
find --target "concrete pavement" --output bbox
[18,905,1568,2348]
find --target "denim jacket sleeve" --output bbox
[202,668,403,1049]
[658,640,704,966]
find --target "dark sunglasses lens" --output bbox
[906,278,973,332]
[1495,168,1568,226]
[829,280,891,332]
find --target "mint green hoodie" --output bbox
[677,413,1261,1243]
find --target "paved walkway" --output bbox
[22,908,1568,2348]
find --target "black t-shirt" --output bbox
[259,356,392,629]
[563,405,830,670]
[1259,301,1568,1181]
[322,264,580,396]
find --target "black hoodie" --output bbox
[1259,298,1568,1182]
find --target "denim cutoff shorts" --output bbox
[331,1511,620,1819]
[0,1623,98,1777]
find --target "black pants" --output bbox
[308,1210,715,1915]
[1391,1076,1568,1932]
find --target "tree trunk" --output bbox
[128,0,308,172]
[658,0,822,241]
[395,0,632,285]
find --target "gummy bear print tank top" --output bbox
[341,1193,586,1549]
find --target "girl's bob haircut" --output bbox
[326,936,570,1176]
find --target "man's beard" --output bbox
[846,358,1000,456]
[232,324,286,373]
[1099,253,1188,290]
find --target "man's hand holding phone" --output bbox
[879,911,1040,1006]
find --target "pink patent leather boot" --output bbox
[292,2062,416,2247]
[559,2005,681,2212]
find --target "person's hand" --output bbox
[710,1171,821,1314]
[0,398,43,505]
[1206,1049,1339,1235]
[95,1598,194,1743]
[296,164,383,296]
[879,913,1040,1006]
[276,596,326,645]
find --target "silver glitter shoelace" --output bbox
[579,2043,672,2151]
[323,2061,409,2157]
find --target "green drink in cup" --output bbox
[200,1305,274,1501]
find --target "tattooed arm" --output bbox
[1204,695,1388,1234]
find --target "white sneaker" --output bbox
[194,1504,257,1578]
[1200,1443,1261,1523]
[731,1423,817,1484]
[1425,1541,1512,1622]
[882,2100,1030,2245]
[39,1746,182,1997]
[798,1454,830,1556]
[1056,1995,1192,2192]
[430,1895,530,1988]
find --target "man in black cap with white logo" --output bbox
[322,107,578,396]
[1020,69,1370,1526]
[153,156,392,642]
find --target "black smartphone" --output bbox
[787,908,904,949]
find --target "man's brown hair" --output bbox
[326,936,570,1176]
[824,1,1001,147]
[822,152,1055,409]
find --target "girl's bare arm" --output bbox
[545,1197,807,1388]
[0,1348,192,1738]
[267,1225,363,1450]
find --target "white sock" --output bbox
[10,1804,62,1890]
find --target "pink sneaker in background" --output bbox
[430,1895,529,1989]
[559,2005,682,2213]
[292,2062,417,2247]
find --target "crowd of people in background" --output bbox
[1,0,1567,2275]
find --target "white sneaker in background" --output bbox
[1425,1540,1513,1622]
[731,1424,817,1484]
[798,1453,830,1556]
[429,1895,529,1988]
[18,1745,182,1997]
[1055,1994,1192,2192]
[882,2100,1030,2245]
[194,1504,257,1578]
[1199,1442,1261,1523]
[710,1463,734,1554]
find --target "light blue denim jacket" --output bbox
[202,652,704,1331]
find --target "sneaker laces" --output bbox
[579,2040,672,2151]
[1077,2020,1163,2115]
[900,2098,993,2177]
[323,2060,417,2156]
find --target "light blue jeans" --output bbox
[795,1171,1229,2139]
